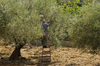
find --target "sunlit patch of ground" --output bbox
[0,44,100,66]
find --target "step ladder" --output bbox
[41,41,51,66]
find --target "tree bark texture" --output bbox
[9,44,25,60]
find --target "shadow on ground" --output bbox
[37,61,61,66]
[0,57,37,66]
[37,55,61,66]
[0,56,60,66]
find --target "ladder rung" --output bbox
[42,56,51,58]
[42,59,51,60]
[42,56,51,60]
[42,59,51,62]
[41,62,50,65]
[42,60,51,62]
[42,58,51,60]
[42,51,51,54]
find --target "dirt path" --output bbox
[0,45,100,66]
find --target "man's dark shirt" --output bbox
[42,22,51,32]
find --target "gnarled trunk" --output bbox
[9,44,25,60]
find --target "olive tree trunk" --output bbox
[9,37,26,60]
[9,44,25,60]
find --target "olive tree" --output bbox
[0,0,43,59]
[0,0,70,60]
[34,0,70,47]
[68,3,100,54]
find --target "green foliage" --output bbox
[0,0,70,47]
[68,4,100,53]
[0,0,43,45]
[34,0,70,47]
[63,1,80,14]
[56,0,97,14]
[56,0,64,5]
[59,0,87,14]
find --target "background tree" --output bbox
[68,3,100,54]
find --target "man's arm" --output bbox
[47,20,52,26]
[47,22,51,26]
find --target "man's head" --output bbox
[43,19,46,23]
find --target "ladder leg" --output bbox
[41,43,51,65]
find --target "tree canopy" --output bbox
[68,3,100,54]
[0,0,43,45]
[0,0,70,59]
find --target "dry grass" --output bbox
[0,44,100,66]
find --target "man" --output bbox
[42,19,52,48]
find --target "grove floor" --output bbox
[0,44,100,66]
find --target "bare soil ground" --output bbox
[0,44,100,66]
